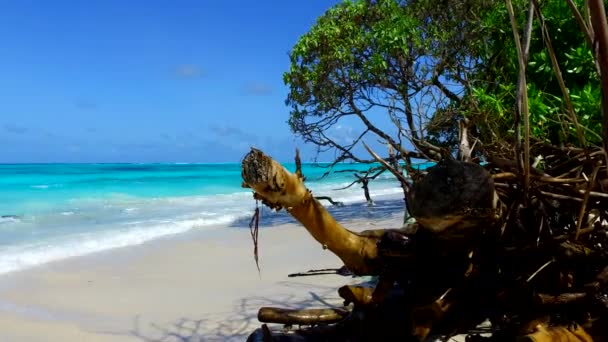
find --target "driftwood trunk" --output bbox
[242,148,605,341]
[241,148,499,275]
[242,148,380,275]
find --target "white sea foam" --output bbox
[30,185,49,189]
[308,179,403,204]
[0,216,21,225]
[0,214,245,275]
[0,176,404,275]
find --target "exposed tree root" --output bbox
[242,147,608,341]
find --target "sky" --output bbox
[0,1,342,163]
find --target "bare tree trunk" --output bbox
[513,0,535,172]
[242,148,499,275]
[257,307,349,325]
[241,148,380,275]
[387,144,411,224]
[458,119,472,162]
[507,0,531,202]
[359,177,373,205]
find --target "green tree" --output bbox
[463,0,602,147]
[284,0,495,165]
[285,0,604,171]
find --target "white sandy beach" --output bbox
[0,215,402,341]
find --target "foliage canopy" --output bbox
[285,0,603,162]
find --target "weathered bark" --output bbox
[523,324,593,342]
[411,294,452,340]
[242,146,608,341]
[408,158,499,234]
[337,276,395,306]
[241,148,380,275]
[338,285,374,306]
[258,307,349,325]
[458,119,473,162]
[242,148,500,275]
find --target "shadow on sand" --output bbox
[130,198,404,341]
[229,197,406,228]
[129,281,348,341]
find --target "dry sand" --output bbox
[0,215,401,341]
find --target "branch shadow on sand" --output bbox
[130,199,404,340]
[129,281,348,341]
[229,198,406,228]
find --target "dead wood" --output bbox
[287,267,351,277]
[241,148,380,275]
[314,196,344,206]
[408,158,500,234]
[242,144,608,341]
[258,307,350,325]
[523,324,593,342]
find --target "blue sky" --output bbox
[0,1,342,163]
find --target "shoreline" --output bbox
[0,194,406,277]
[0,203,403,341]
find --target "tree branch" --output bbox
[588,0,608,160]
[506,0,531,202]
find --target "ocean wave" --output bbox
[30,185,49,189]
[0,214,246,275]
[0,164,406,275]
[0,184,405,275]
[29,183,65,189]
[0,215,21,225]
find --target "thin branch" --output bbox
[362,142,412,192]
[514,0,535,172]
[458,119,472,162]
[527,259,554,282]
[431,77,461,103]
[532,0,587,150]
[574,166,600,241]
[588,0,608,162]
[566,0,595,50]
[295,148,304,180]
[315,196,344,207]
[522,1,535,61]
[538,190,583,202]
[506,0,531,202]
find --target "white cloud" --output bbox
[174,64,204,79]
[328,124,357,144]
[242,82,272,96]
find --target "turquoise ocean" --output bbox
[0,163,410,275]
